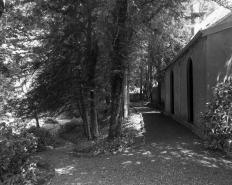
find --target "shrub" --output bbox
[200,78,232,150]
[27,126,55,151]
[58,120,79,137]
[0,123,38,184]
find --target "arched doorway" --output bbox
[170,70,174,114]
[187,59,193,122]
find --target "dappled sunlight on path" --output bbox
[132,102,161,114]
[33,103,232,185]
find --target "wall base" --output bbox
[164,112,204,139]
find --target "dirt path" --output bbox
[33,104,232,185]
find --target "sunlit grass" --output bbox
[55,165,76,175]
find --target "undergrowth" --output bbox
[74,112,145,155]
[0,122,38,184]
[27,126,58,151]
[58,120,84,143]
[0,121,59,184]
[74,132,137,155]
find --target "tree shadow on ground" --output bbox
[114,105,232,184]
[131,104,232,171]
[30,103,232,185]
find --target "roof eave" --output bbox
[161,31,203,71]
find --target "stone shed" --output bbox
[162,11,232,137]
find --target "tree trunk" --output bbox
[81,100,91,140]
[0,0,5,18]
[85,2,99,140]
[140,67,143,101]
[157,81,161,104]
[79,84,91,140]
[87,41,99,139]
[123,67,129,118]
[34,111,40,128]
[127,63,130,106]
[144,66,148,101]
[90,90,99,139]
[105,93,110,105]
[108,0,128,140]
[148,63,153,101]
[77,102,87,137]
[109,80,123,139]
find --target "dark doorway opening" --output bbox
[187,59,193,122]
[170,70,174,114]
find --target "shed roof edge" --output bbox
[161,31,203,71]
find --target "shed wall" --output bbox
[206,27,232,102]
[191,38,207,127]
[163,21,232,137]
[165,68,171,113]
[164,38,207,128]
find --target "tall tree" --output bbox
[3,0,227,140]
[108,0,129,140]
[0,0,5,17]
[108,0,194,138]
[9,0,103,139]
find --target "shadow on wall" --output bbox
[224,54,232,81]
[217,54,232,82]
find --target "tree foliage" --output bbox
[1,0,232,183]
[129,0,224,101]
[1,0,229,139]
[211,0,232,10]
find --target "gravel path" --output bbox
[33,104,232,185]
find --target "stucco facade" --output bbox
[162,14,232,138]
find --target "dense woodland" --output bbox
[1,0,229,138]
[1,0,232,184]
